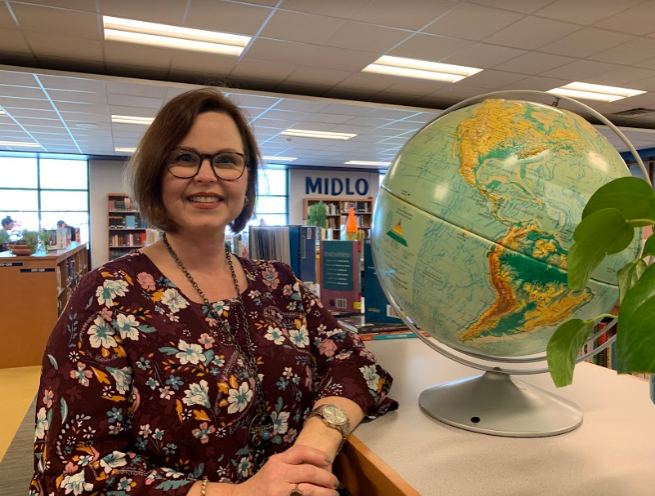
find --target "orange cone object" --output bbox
[345,207,358,241]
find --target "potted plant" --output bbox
[308,201,327,229]
[547,177,655,401]
[11,230,41,255]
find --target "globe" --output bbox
[372,98,640,358]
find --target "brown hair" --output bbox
[125,88,260,233]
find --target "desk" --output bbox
[336,339,655,496]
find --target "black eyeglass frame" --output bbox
[166,148,249,181]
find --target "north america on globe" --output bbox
[372,98,639,357]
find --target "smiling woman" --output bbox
[30,89,397,496]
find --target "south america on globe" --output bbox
[372,99,640,358]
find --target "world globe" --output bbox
[372,98,640,359]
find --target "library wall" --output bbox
[288,169,381,225]
[89,158,127,268]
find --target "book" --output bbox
[320,240,361,313]
[362,238,404,324]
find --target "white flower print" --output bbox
[115,313,139,341]
[289,326,309,348]
[271,411,289,435]
[161,288,189,314]
[99,450,127,474]
[60,471,93,495]
[34,407,48,441]
[175,340,205,365]
[87,316,117,349]
[237,456,252,478]
[227,382,253,414]
[360,365,380,391]
[95,279,128,308]
[183,380,210,408]
[264,326,285,345]
[139,424,152,437]
[107,366,133,395]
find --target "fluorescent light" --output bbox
[0,141,41,147]
[115,147,136,153]
[547,82,645,102]
[362,55,482,83]
[103,16,251,56]
[280,129,357,140]
[112,115,154,125]
[345,160,391,166]
[263,156,297,162]
[0,110,5,115]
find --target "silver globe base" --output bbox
[419,370,583,438]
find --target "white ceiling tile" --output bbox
[467,0,557,14]
[23,32,103,60]
[227,93,281,109]
[305,46,379,72]
[418,84,489,105]
[390,34,474,62]
[274,82,329,97]
[105,81,169,99]
[0,3,15,29]
[185,0,272,35]
[279,0,371,19]
[354,0,458,30]
[168,51,237,75]
[501,75,571,91]
[0,84,46,99]
[4,108,56,119]
[60,111,111,122]
[324,87,381,101]
[344,116,395,127]
[23,125,68,134]
[283,67,350,86]
[294,113,354,124]
[619,75,655,92]
[535,0,644,25]
[327,72,396,93]
[0,70,38,87]
[0,96,54,110]
[107,94,164,109]
[230,59,297,81]
[382,79,449,96]
[423,2,524,41]
[37,74,106,92]
[540,60,622,80]
[321,102,376,117]
[261,10,345,45]
[538,28,634,58]
[47,89,108,105]
[104,42,172,69]
[594,1,655,35]
[271,99,329,113]
[107,65,169,80]
[324,21,409,53]
[584,67,655,87]
[483,16,581,50]
[455,70,526,89]
[0,27,32,53]
[98,0,188,25]
[55,101,109,114]
[11,3,100,40]
[16,117,64,127]
[39,56,105,74]
[495,52,575,75]
[632,56,655,71]
[589,38,655,65]
[441,43,526,69]
[244,39,320,67]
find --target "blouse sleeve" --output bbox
[30,269,198,495]
[292,270,398,419]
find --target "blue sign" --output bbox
[0,262,23,267]
[20,268,55,273]
[305,177,369,196]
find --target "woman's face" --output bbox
[161,112,248,236]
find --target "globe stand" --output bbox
[419,369,582,437]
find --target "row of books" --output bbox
[108,197,138,212]
[109,233,146,247]
[340,214,367,227]
[109,214,148,229]
[342,201,370,213]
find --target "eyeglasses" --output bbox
[166,148,248,181]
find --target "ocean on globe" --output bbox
[372,98,640,358]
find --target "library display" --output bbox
[372,96,641,435]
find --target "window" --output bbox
[0,153,89,241]
[251,168,288,226]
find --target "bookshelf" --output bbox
[303,197,373,239]
[107,193,159,260]
[0,242,88,368]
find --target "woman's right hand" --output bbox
[229,445,339,496]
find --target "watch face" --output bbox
[324,405,347,424]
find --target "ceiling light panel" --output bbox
[0,141,41,147]
[115,147,136,153]
[547,82,646,102]
[345,160,391,166]
[111,115,154,125]
[363,55,482,83]
[103,16,251,56]
[262,156,297,161]
[280,129,357,140]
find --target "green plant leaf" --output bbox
[582,177,655,225]
[547,319,594,388]
[642,233,655,258]
[567,208,634,290]
[617,259,648,304]
[617,262,655,374]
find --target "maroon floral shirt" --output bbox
[30,252,396,495]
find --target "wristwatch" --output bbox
[306,404,351,452]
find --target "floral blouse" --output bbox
[30,252,397,495]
